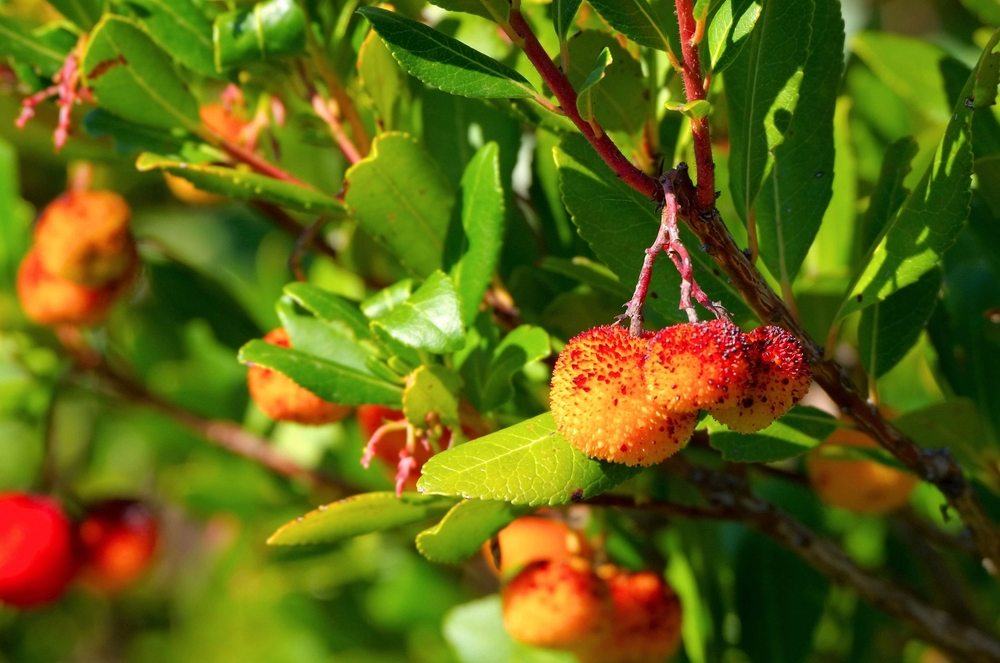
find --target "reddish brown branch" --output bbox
[312,94,363,165]
[673,0,716,208]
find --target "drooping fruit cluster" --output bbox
[497,516,683,662]
[0,493,159,608]
[550,321,810,465]
[246,328,352,425]
[17,190,138,326]
[807,426,917,514]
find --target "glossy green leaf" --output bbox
[418,413,638,506]
[402,365,461,428]
[448,142,505,326]
[0,17,71,76]
[428,0,509,21]
[852,32,951,123]
[708,407,837,462]
[565,33,646,135]
[267,492,455,546]
[575,46,612,124]
[284,283,371,340]
[136,153,345,215]
[372,271,465,354]
[358,28,407,131]
[857,137,918,260]
[479,326,550,411]
[707,0,761,73]
[858,269,941,379]
[122,0,215,76]
[416,499,524,564]
[586,0,679,55]
[213,0,306,71]
[553,0,584,41]
[277,298,378,376]
[358,7,535,99]
[838,32,998,319]
[47,0,105,28]
[553,134,752,324]
[345,133,454,277]
[82,16,199,131]
[728,0,843,283]
[238,339,403,406]
[362,279,414,319]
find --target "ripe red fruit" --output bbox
[0,493,76,608]
[550,325,697,466]
[77,500,159,594]
[488,516,585,577]
[247,328,352,425]
[710,325,811,433]
[17,248,132,326]
[580,567,683,663]
[644,319,753,412]
[502,558,611,650]
[33,190,136,286]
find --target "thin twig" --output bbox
[311,94,363,165]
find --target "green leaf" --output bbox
[345,133,454,277]
[553,134,752,324]
[212,0,307,71]
[447,142,505,326]
[47,0,105,28]
[358,28,407,131]
[856,137,918,260]
[276,298,378,376]
[708,407,837,462]
[418,413,638,506]
[238,339,403,406]
[858,269,941,379]
[402,365,461,428]
[136,153,345,215]
[0,17,72,76]
[444,596,577,663]
[122,0,216,76]
[362,279,414,319]
[416,500,525,564]
[284,283,371,340]
[81,16,199,131]
[707,0,762,73]
[727,0,844,283]
[575,46,612,123]
[479,326,551,411]
[553,0,584,41]
[428,0,509,22]
[665,99,713,120]
[852,32,951,123]
[84,109,198,156]
[358,7,535,99]
[838,32,998,319]
[372,271,465,354]
[894,399,996,473]
[586,0,679,55]
[267,492,456,546]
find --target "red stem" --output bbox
[507,11,658,199]
[673,0,716,209]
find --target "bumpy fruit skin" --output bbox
[0,493,76,608]
[491,516,581,577]
[644,319,753,412]
[248,328,352,425]
[77,500,159,594]
[550,325,697,466]
[580,568,683,663]
[807,427,917,514]
[33,190,136,286]
[710,325,811,433]
[502,558,610,650]
[17,249,131,326]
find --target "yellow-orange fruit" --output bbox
[33,190,135,286]
[200,102,247,144]
[807,427,917,514]
[710,325,811,433]
[644,319,753,412]
[247,328,351,425]
[550,325,697,466]
[502,558,610,650]
[17,249,131,326]
[164,173,224,205]
[490,516,584,577]
[580,567,683,663]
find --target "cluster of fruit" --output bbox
[17,190,138,327]
[494,517,682,663]
[550,320,811,466]
[0,493,158,608]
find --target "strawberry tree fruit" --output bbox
[77,499,159,594]
[0,493,77,608]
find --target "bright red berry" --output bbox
[0,493,76,608]
[77,500,159,594]
[710,325,811,433]
[550,325,697,466]
[247,328,352,425]
[644,319,754,412]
